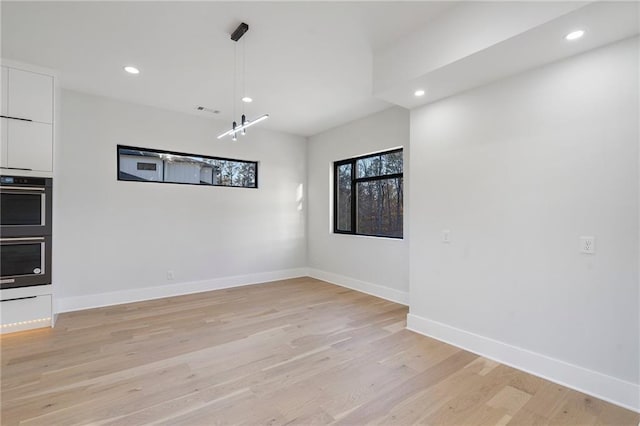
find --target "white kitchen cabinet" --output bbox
[1,66,7,116]
[7,119,53,172]
[0,62,55,335]
[0,293,52,334]
[7,68,53,124]
[0,118,7,168]
[0,64,55,176]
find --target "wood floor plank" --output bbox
[1,278,638,425]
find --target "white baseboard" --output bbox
[55,268,308,313]
[307,268,409,306]
[406,313,640,413]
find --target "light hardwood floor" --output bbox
[1,278,638,425]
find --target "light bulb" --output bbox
[565,30,585,41]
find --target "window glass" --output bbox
[336,163,352,232]
[356,150,403,178]
[118,146,257,188]
[137,162,157,171]
[356,178,403,238]
[334,149,403,238]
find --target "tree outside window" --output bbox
[334,148,403,238]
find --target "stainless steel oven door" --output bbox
[0,236,51,289]
[0,182,52,237]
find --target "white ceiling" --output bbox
[1,1,454,137]
[375,1,639,109]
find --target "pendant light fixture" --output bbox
[217,22,269,140]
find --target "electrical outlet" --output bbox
[580,236,595,254]
[442,229,451,244]
[167,270,175,280]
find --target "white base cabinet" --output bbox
[0,286,53,334]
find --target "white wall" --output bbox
[408,37,639,407]
[306,106,410,304]
[55,90,306,311]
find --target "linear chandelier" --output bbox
[217,22,269,141]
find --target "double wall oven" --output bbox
[0,176,52,290]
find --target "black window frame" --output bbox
[333,147,403,239]
[117,145,259,189]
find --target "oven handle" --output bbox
[0,186,45,191]
[0,279,16,285]
[0,237,45,242]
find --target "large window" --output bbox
[334,148,403,238]
[117,145,258,189]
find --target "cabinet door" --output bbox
[7,120,52,172]
[0,118,7,168]
[7,68,53,124]
[1,67,7,116]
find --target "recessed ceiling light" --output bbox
[414,89,425,97]
[565,30,585,41]
[124,66,140,74]
[242,96,253,103]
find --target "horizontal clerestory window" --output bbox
[117,145,258,189]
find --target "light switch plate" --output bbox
[442,229,451,244]
[580,236,595,254]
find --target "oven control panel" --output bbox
[0,176,48,186]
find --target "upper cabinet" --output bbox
[6,120,53,172]
[1,67,8,116]
[0,118,7,169]
[0,64,55,176]
[6,68,53,124]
